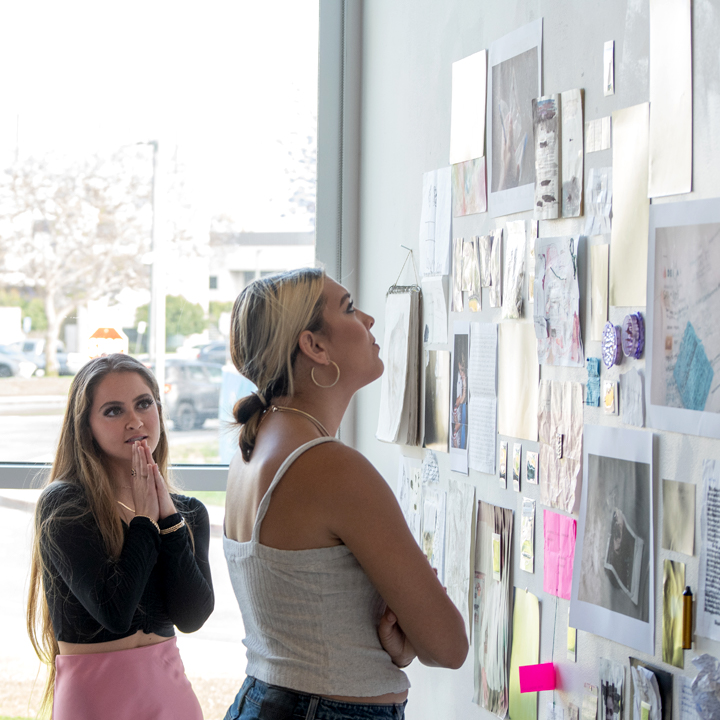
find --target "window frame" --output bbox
[0,0,359,492]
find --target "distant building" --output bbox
[208,231,315,303]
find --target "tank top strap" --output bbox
[251,435,339,542]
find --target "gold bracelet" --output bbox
[135,515,161,534]
[160,517,186,535]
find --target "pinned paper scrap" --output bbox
[603,381,618,415]
[519,663,556,693]
[586,357,601,407]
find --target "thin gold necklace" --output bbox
[270,405,330,437]
[117,500,135,514]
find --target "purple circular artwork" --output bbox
[602,322,622,368]
[621,312,645,359]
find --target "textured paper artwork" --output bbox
[590,244,609,342]
[532,94,560,220]
[603,41,615,96]
[689,655,720,719]
[697,459,720,641]
[468,322,498,475]
[479,233,494,288]
[586,116,611,153]
[452,158,488,216]
[450,49,487,165]
[585,168,613,237]
[528,220,538,303]
[544,510,577,599]
[599,658,624,720]
[489,19,542,217]
[646,200,720,438]
[421,487,447,583]
[648,0,692,198]
[462,237,482,311]
[662,478,695,555]
[502,220,525,320]
[508,589,540,720]
[450,324,469,475]
[499,440,508,488]
[447,478,476,638]
[538,380,583,513]
[521,497,536,572]
[421,276,448,345]
[534,236,584,367]
[662,558,685,668]
[561,88,584,218]
[473,501,513,716]
[611,103,649,307]
[587,358,601,407]
[397,456,422,544]
[423,350,450,453]
[420,167,452,276]
[620,368,645,427]
[680,676,700,720]
[512,443,522,492]
[526,450,538,484]
[452,237,464,312]
[489,228,503,307]
[571,425,654,655]
[498,322,539,441]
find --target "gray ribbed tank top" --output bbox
[223,436,411,697]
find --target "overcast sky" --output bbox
[0,0,319,232]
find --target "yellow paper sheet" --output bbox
[648,0,692,197]
[610,103,649,307]
[590,244,609,342]
[509,589,540,720]
[498,322,539,441]
[662,558,685,668]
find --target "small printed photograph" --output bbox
[603,380,618,414]
[499,440,508,487]
[424,350,450,453]
[526,450,539,484]
[512,442,522,491]
[451,333,469,449]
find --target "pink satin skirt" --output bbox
[53,636,203,720]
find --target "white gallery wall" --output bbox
[349,0,720,718]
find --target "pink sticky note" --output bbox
[519,663,556,693]
[543,510,577,600]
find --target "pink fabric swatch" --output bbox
[543,510,577,599]
[519,663,556,692]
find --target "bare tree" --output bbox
[0,147,154,374]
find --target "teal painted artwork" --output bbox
[673,322,714,411]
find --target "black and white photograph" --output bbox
[570,425,655,655]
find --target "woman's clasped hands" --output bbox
[130,440,177,521]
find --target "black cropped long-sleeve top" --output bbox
[38,481,214,644]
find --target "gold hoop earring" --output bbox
[311,361,340,388]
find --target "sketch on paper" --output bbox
[491,47,537,194]
[421,487,447,583]
[534,236,584,366]
[452,157,487,216]
[376,292,411,442]
[489,228,503,307]
[423,350,450,453]
[585,168,613,236]
[462,237,482,311]
[447,479,476,637]
[451,333,469,451]
[561,88,584,218]
[473,501,513,717]
[538,380,583,513]
[397,456,422,544]
[579,453,651,622]
[502,221,525,320]
[421,276,448,345]
[532,94,560,220]
[420,167,452,276]
[479,233,494,287]
[599,658,624,720]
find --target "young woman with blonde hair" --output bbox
[223,267,468,720]
[27,354,214,720]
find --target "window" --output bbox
[209,276,218,290]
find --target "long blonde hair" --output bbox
[230,267,326,461]
[27,354,172,715]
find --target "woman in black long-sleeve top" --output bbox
[27,354,214,720]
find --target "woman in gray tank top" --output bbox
[222,268,468,720]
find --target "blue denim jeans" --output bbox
[224,677,407,720]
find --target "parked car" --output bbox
[0,345,37,378]
[197,341,228,366]
[154,359,223,431]
[8,339,75,376]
